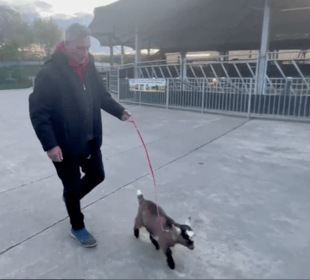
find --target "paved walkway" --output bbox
[0,88,309,279]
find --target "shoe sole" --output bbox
[70,231,97,248]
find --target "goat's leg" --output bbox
[149,234,160,250]
[165,248,175,269]
[159,238,175,269]
[134,214,143,238]
[134,228,140,238]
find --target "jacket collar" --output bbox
[52,41,94,69]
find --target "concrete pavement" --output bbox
[0,88,310,279]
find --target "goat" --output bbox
[133,190,195,269]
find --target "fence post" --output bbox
[285,77,292,96]
[201,79,205,113]
[117,68,120,100]
[139,90,141,105]
[247,79,253,119]
[166,79,170,109]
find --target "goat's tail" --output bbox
[137,190,145,205]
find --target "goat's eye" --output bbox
[181,232,190,240]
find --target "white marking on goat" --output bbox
[175,227,181,234]
[137,190,142,196]
[173,225,181,237]
[186,230,195,240]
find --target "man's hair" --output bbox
[64,23,91,42]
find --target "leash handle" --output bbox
[128,116,169,232]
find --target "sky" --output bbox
[0,0,122,54]
[1,0,118,18]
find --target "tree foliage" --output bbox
[32,17,62,58]
[0,5,62,60]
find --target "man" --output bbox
[29,23,131,248]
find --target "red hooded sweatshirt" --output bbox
[54,41,89,84]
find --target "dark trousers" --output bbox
[53,141,105,230]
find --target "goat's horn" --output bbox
[185,217,191,226]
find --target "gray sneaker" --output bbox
[70,228,97,248]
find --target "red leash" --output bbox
[128,116,169,232]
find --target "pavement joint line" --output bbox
[0,172,149,257]
[0,137,168,195]
[82,120,250,211]
[1,115,215,195]
[154,120,249,172]
[0,119,249,256]
[104,136,169,160]
[0,216,69,257]
[0,175,56,195]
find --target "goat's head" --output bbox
[173,217,195,250]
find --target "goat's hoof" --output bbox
[168,263,175,270]
[155,246,160,250]
[167,259,175,270]
[134,229,139,238]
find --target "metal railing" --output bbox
[108,67,119,96]
[98,50,310,122]
[0,60,45,67]
[118,77,310,121]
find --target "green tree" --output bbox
[0,5,34,60]
[1,40,19,60]
[32,17,62,59]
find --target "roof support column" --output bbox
[147,38,151,60]
[220,51,228,61]
[135,23,141,78]
[121,45,124,65]
[109,35,114,66]
[181,52,187,81]
[256,0,273,95]
[147,48,151,60]
[180,52,187,92]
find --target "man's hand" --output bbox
[47,146,63,162]
[121,109,131,121]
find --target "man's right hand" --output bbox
[47,146,63,162]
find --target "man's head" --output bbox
[64,23,91,64]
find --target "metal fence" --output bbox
[109,51,310,122]
[109,67,119,95]
[0,60,45,68]
[137,60,181,78]
[118,77,310,121]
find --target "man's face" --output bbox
[65,35,91,64]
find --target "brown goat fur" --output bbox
[134,190,195,269]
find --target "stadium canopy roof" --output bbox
[88,0,310,53]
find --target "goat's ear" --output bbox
[185,216,191,227]
[173,224,181,235]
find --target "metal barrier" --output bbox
[252,77,310,120]
[0,60,45,68]
[119,77,310,121]
[109,67,119,96]
[98,51,310,122]
[137,61,181,78]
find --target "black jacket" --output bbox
[29,50,125,158]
